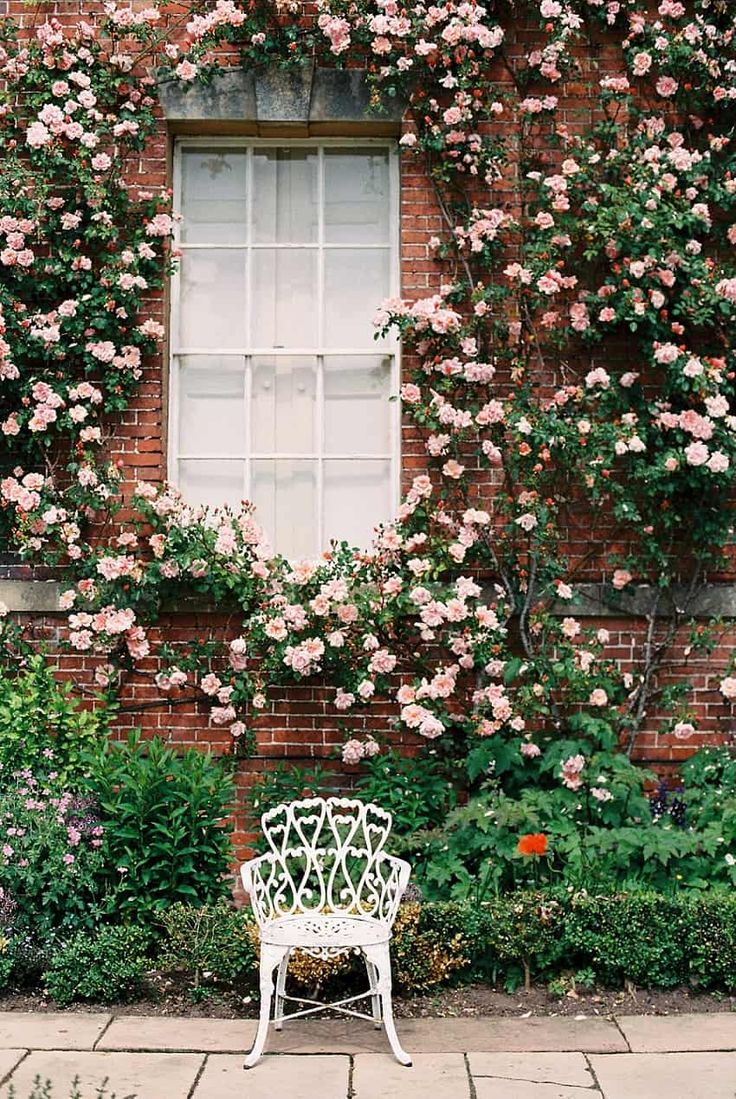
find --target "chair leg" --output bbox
[363,943,412,1067]
[245,943,288,1069]
[274,947,291,1031]
[364,956,382,1029]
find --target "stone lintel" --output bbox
[157,64,404,133]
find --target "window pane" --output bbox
[324,248,389,347]
[324,149,390,244]
[178,460,244,508]
[252,460,316,559]
[251,249,318,348]
[324,460,391,549]
[179,249,246,348]
[252,357,316,455]
[253,149,318,243]
[179,357,245,457]
[181,149,247,244]
[324,356,392,455]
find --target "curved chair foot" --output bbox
[245,942,288,1069]
[363,942,412,1068]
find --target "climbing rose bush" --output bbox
[2,1,736,789]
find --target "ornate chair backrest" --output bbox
[257,796,395,919]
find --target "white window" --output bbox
[170,140,400,559]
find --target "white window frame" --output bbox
[168,137,401,554]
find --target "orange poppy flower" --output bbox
[517,833,548,857]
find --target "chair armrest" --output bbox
[240,858,257,896]
[378,853,412,926]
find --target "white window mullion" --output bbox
[244,148,253,504]
[316,146,326,553]
[244,356,252,503]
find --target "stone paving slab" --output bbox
[0,1015,111,1051]
[468,1052,595,1088]
[195,1053,350,1099]
[590,1051,736,1099]
[616,1012,736,1052]
[0,1052,26,1084]
[352,1052,469,1099]
[269,1015,626,1054]
[98,1015,254,1053]
[474,1082,601,1099]
[0,1050,203,1099]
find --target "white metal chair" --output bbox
[240,795,412,1068]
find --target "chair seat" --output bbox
[261,913,391,950]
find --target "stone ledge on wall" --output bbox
[157,64,405,133]
[4,577,736,619]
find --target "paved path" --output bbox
[0,1012,733,1098]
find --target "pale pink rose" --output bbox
[656,76,679,97]
[589,688,608,707]
[341,739,364,765]
[175,60,198,81]
[612,569,632,590]
[561,617,580,638]
[335,689,355,711]
[719,676,736,701]
[200,673,222,696]
[561,753,585,790]
[685,440,709,466]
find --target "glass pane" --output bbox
[178,357,245,457]
[324,356,392,455]
[324,460,391,549]
[179,249,246,348]
[178,460,244,508]
[252,460,317,559]
[253,149,318,243]
[324,248,389,348]
[181,149,247,244]
[252,357,316,455]
[324,149,391,244]
[251,249,318,348]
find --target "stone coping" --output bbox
[4,576,736,619]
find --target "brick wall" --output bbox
[5,0,736,856]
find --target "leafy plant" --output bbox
[159,900,257,990]
[87,732,235,922]
[0,657,106,786]
[356,748,458,839]
[7,1078,127,1099]
[43,925,151,1007]
[0,771,105,938]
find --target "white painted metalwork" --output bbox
[240,796,412,1069]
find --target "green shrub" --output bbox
[563,893,689,988]
[160,900,257,989]
[391,901,471,993]
[683,893,736,992]
[44,925,151,1007]
[86,732,235,922]
[0,656,105,786]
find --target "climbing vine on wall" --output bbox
[2,2,736,804]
